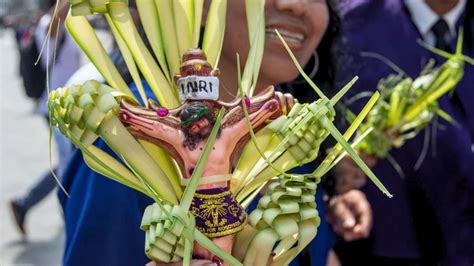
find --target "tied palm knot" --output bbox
[235,174,320,266]
[141,203,196,263]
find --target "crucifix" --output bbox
[119,49,285,262]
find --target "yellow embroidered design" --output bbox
[190,189,246,238]
[200,197,229,227]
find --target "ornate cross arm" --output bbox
[119,100,183,145]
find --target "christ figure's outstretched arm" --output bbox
[223,98,281,146]
[118,100,183,147]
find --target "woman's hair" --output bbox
[315,0,343,92]
[465,0,472,52]
[280,0,343,103]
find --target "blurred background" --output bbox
[1,1,67,265]
[0,40,64,263]
[0,23,64,266]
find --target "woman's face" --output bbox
[221,0,329,91]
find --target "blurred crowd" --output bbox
[3,0,473,266]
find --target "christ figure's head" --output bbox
[180,101,216,150]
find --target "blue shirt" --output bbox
[59,82,155,266]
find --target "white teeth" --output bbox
[265,28,305,43]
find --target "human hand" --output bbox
[326,190,372,241]
[333,154,377,194]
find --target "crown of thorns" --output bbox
[180,103,209,126]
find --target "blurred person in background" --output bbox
[2,0,55,104]
[331,0,473,265]
[9,0,81,236]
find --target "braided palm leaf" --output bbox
[49,80,179,204]
[352,32,474,159]
[141,203,194,263]
[235,89,391,203]
[227,77,389,264]
[237,174,320,266]
[234,99,333,202]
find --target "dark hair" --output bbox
[180,101,217,150]
[280,0,343,103]
[316,0,343,92]
[465,0,473,52]
[180,101,210,126]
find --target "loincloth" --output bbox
[190,187,246,238]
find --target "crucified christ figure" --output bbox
[118,87,283,263]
